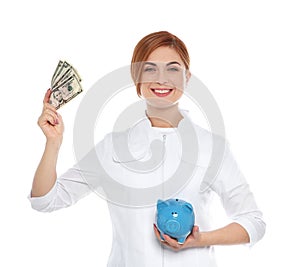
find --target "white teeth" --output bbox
[154,89,171,93]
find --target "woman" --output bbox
[29,31,265,266]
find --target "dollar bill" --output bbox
[52,62,82,89]
[52,67,73,90]
[49,60,83,109]
[51,61,71,88]
[51,60,64,86]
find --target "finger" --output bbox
[153,224,159,234]
[43,102,58,113]
[44,109,59,121]
[163,234,181,248]
[43,89,52,104]
[38,114,56,126]
[39,111,59,126]
[153,224,159,236]
[190,225,200,240]
[56,112,63,125]
[39,108,59,125]
[153,224,164,241]
[192,225,199,234]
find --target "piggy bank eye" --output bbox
[172,212,178,218]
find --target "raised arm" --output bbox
[31,89,64,197]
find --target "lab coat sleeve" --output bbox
[28,136,109,212]
[210,141,266,246]
[28,166,92,212]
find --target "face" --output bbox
[61,84,72,99]
[53,90,63,101]
[139,46,190,108]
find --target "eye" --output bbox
[144,67,156,72]
[167,66,179,72]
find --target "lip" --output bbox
[151,88,173,97]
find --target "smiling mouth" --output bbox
[151,88,173,97]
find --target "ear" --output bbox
[157,199,168,210]
[185,70,191,86]
[183,202,193,213]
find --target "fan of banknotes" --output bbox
[49,60,83,109]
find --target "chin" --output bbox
[146,97,177,109]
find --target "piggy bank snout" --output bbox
[165,220,180,234]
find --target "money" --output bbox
[49,60,83,109]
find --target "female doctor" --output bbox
[29,31,265,266]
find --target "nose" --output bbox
[165,220,180,234]
[156,70,168,85]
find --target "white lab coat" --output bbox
[29,110,265,267]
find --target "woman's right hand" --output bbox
[38,89,64,145]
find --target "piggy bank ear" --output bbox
[157,199,168,211]
[183,203,193,213]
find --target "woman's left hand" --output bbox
[153,224,202,251]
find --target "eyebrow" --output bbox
[144,61,182,66]
[167,61,181,66]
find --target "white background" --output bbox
[1,0,299,266]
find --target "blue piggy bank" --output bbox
[156,198,195,244]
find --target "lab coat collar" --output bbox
[111,109,191,163]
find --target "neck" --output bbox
[146,103,183,128]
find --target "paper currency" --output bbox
[49,60,83,109]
